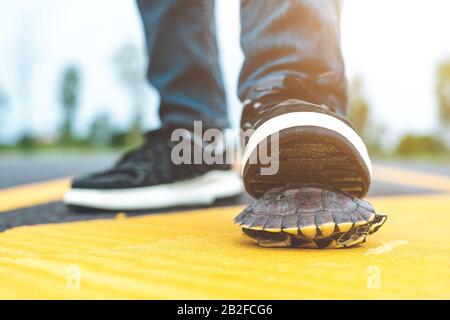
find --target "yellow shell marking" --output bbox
[282,228,299,235]
[354,220,367,227]
[248,225,264,231]
[318,223,336,238]
[337,222,353,233]
[264,228,282,233]
[300,225,317,239]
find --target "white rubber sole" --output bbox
[63,170,243,210]
[241,111,373,179]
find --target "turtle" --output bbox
[234,184,387,248]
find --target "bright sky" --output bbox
[0,0,449,146]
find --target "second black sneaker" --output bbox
[64,127,243,210]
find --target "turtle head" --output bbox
[368,213,388,235]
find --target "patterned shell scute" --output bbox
[235,185,375,230]
[295,187,324,213]
[322,189,357,213]
[236,185,387,249]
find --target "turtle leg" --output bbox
[242,232,259,244]
[341,235,367,247]
[242,228,292,247]
[336,224,369,247]
[257,234,292,248]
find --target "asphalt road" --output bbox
[0,153,114,189]
[0,153,444,195]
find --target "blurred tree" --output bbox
[112,43,147,146]
[348,76,369,135]
[437,61,450,126]
[0,86,8,126]
[395,134,447,156]
[436,60,450,145]
[125,114,144,146]
[347,76,385,155]
[18,134,38,149]
[88,113,113,146]
[110,130,128,147]
[59,65,81,144]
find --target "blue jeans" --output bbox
[136,0,347,130]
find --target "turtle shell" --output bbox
[234,184,387,249]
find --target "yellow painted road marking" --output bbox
[364,240,409,256]
[374,164,450,193]
[0,178,71,213]
[0,194,449,299]
[0,165,449,299]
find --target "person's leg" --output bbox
[239,0,346,116]
[64,0,243,210]
[239,0,372,199]
[136,0,228,130]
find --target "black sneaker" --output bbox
[64,127,243,210]
[241,98,372,199]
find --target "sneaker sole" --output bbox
[64,170,243,210]
[242,111,372,199]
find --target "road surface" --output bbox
[0,154,449,299]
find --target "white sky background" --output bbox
[0,0,449,146]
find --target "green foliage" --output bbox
[1,45,148,150]
[347,76,385,156]
[110,131,128,147]
[112,43,146,146]
[364,125,387,157]
[436,61,450,129]
[17,134,38,149]
[59,65,81,144]
[85,111,142,148]
[348,77,369,135]
[395,134,448,156]
[124,113,143,147]
[88,113,113,146]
